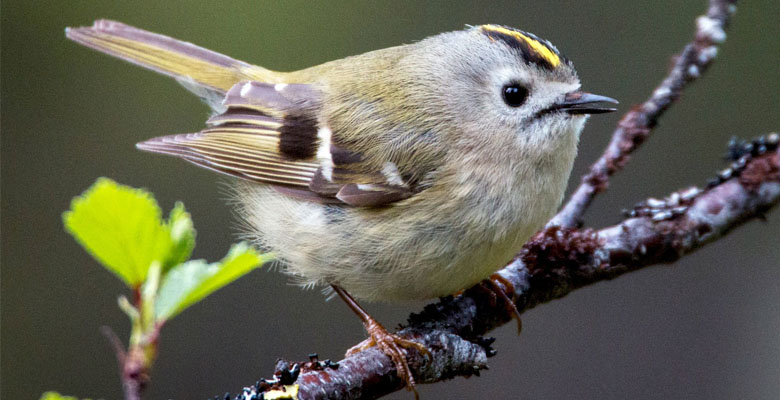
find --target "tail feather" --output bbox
[66,20,280,94]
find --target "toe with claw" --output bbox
[333,285,430,398]
[482,273,523,334]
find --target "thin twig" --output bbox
[549,0,737,228]
[101,326,145,400]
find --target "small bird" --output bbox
[67,20,616,395]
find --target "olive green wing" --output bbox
[137,81,414,206]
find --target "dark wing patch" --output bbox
[138,80,418,207]
[221,82,320,160]
[278,113,319,159]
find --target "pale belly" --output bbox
[340,218,536,302]
[236,133,575,302]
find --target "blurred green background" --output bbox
[2,1,779,399]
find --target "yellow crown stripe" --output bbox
[482,25,561,68]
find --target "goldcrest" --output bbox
[67,20,616,392]
[67,20,616,301]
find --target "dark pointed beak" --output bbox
[552,91,619,115]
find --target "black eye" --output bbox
[502,84,529,107]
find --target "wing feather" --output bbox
[137,132,318,186]
[137,81,416,206]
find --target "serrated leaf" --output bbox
[163,202,196,271]
[63,178,172,287]
[155,242,269,321]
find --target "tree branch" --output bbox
[217,1,780,399]
[235,138,777,400]
[549,0,736,228]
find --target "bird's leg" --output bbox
[331,285,430,398]
[483,273,523,334]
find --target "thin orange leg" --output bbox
[332,285,430,399]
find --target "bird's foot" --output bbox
[346,318,430,399]
[482,273,523,334]
[331,285,429,399]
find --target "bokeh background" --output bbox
[3,1,779,399]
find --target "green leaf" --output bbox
[163,202,196,271]
[63,178,172,287]
[155,242,269,321]
[39,392,91,400]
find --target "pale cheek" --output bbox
[549,114,587,139]
[567,115,587,139]
[515,114,587,154]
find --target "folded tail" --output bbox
[65,20,280,96]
